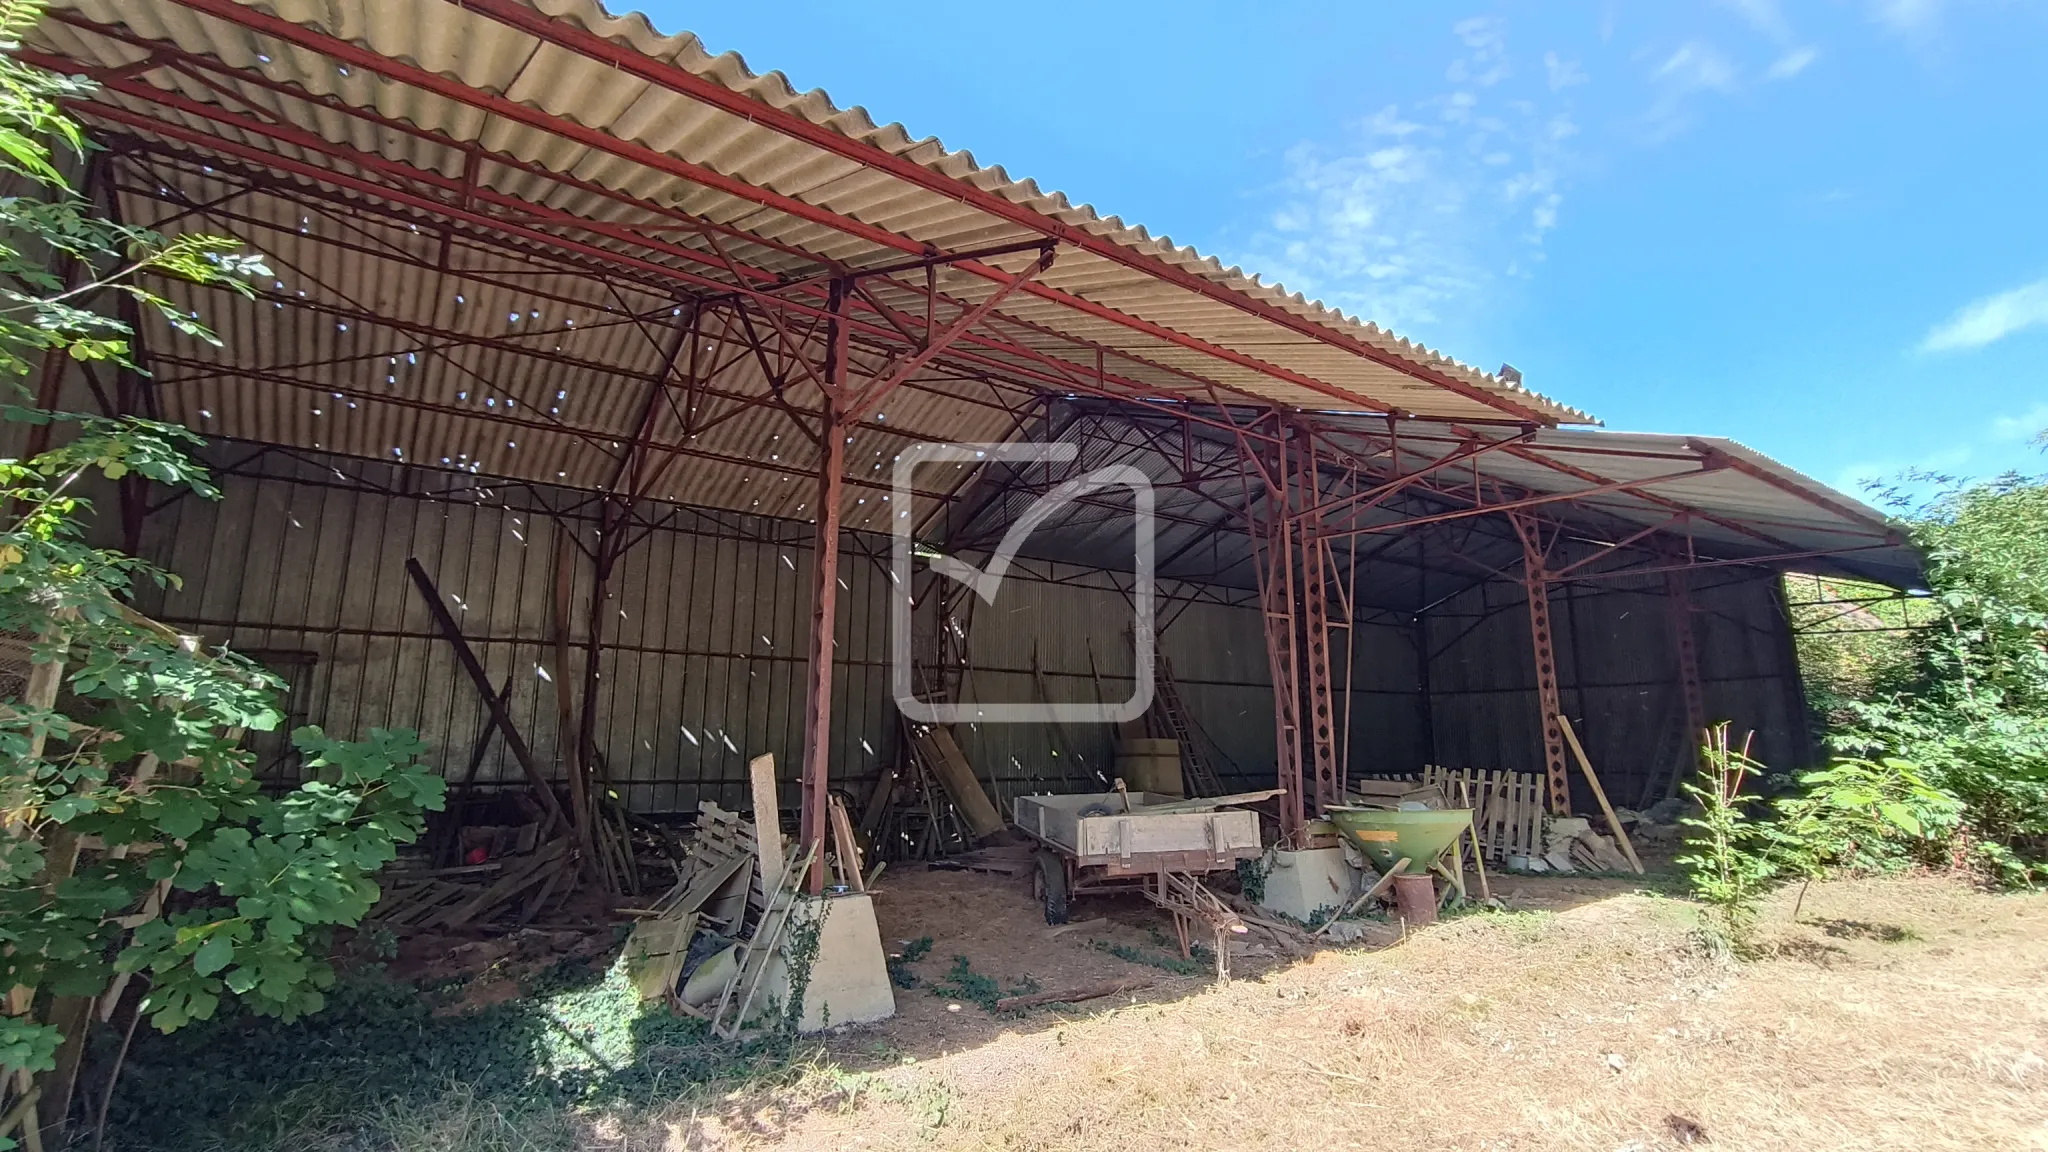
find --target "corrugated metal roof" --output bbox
[32,0,1590,522]
[945,409,1922,598]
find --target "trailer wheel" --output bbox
[1038,850,1070,925]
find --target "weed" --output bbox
[888,935,934,989]
[101,954,807,1151]
[1236,856,1270,904]
[927,956,1039,1013]
[1093,938,1213,976]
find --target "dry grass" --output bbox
[577,874,2048,1152]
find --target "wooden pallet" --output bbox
[1421,766,1544,864]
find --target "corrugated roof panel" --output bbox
[42,0,1589,425]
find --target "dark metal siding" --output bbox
[1422,569,1811,810]
[128,449,897,814]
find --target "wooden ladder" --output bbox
[1155,655,1226,797]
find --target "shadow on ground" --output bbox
[91,863,1677,1150]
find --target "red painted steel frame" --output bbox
[1292,431,1341,818]
[1511,512,1572,815]
[154,0,1539,422]
[1665,567,1708,792]
[25,8,1920,879]
[801,407,847,890]
[446,0,1559,425]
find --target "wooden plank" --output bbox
[1126,788,1284,816]
[1524,776,1541,860]
[713,842,820,1037]
[856,765,897,838]
[1457,778,1492,902]
[649,851,752,921]
[828,794,865,892]
[918,727,1005,840]
[625,910,699,1001]
[435,841,568,927]
[993,978,1152,1012]
[746,754,785,894]
[1499,766,1515,856]
[405,558,568,836]
[1556,715,1645,874]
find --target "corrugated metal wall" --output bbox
[128,451,897,814]
[1422,566,1811,811]
[939,563,1428,808]
[123,448,1811,816]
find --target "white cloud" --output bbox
[1447,16,1512,87]
[1722,0,1793,43]
[1227,21,1579,335]
[1654,42,1739,93]
[1765,47,1818,79]
[1919,277,2048,352]
[1543,51,1587,91]
[1641,41,1739,140]
[1869,0,1945,36]
[1990,403,2048,443]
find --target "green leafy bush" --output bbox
[1678,726,1958,947]
[1824,470,2048,885]
[1675,726,1777,944]
[0,2,441,1134]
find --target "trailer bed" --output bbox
[1014,791,1262,877]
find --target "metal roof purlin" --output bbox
[150,0,1551,422]
[59,40,1326,432]
[455,0,1568,425]
[83,95,1275,432]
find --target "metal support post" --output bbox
[799,279,851,893]
[1664,566,1708,793]
[1510,512,1571,814]
[1294,440,1340,817]
[1246,432,1305,844]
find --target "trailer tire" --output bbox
[1038,850,1070,925]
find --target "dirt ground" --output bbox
[630,868,2048,1152]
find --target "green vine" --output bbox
[774,900,826,1034]
[1235,855,1270,904]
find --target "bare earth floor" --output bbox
[368,868,2048,1152]
[601,869,2048,1152]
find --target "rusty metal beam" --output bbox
[800,280,852,894]
[145,0,1475,419]
[60,72,1283,423]
[1665,564,1708,803]
[1318,464,1725,540]
[1294,437,1340,816]
[1510,512,1571,815]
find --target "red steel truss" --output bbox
[22,8,1921,884]
[1510,511,1573,815]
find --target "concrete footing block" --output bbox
[1255,846,1362,923]
[758,892,896,1033]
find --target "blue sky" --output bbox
[647,0,2047,496]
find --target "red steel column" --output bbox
[1249,435,1305,844]
[1665,568,1707,785]
[799,281,850,892]
[1295,440,1340,818]
[1512,514,1571,814]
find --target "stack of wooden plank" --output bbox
[622,799,771,1003]
[1421,766,1544,865]
[866,718,997,863]
[372,838,576,932]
